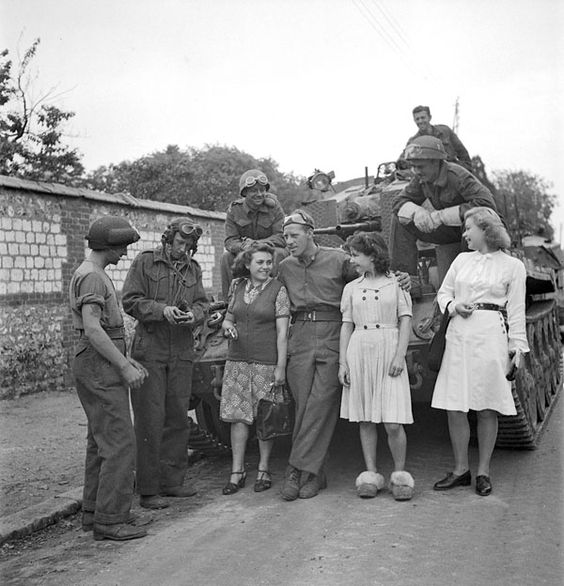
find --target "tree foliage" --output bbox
[84,144,310,214]
[0,39,84,183]
[493,169,556,240]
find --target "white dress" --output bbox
[340,274,413,423]
[431,251,529,415]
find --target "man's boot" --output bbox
[280,465,301,501]
[299,469,327,499]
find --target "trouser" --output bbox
[389,215,465,277]
[285,320,342,476]
[131,356,193,495]
[221,246,288,300]
[73,342,135,525]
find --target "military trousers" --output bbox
[73,342,135,525]
[131,356,193,495]
[286,320,342,476]
[390,215,464,276]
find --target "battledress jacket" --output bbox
[392,161,497,223]
[224,194,286,255]
[122,248,208,362]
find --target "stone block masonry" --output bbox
[0,175,226,398]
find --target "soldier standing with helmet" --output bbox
[122,217,209,510]
[70,216,149,541]
[390,135,498,289]
[221,169,287,299]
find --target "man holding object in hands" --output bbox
[123,217,209,510]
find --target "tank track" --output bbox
[496,301,562,448]
[188,416,230,457]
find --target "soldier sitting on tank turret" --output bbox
[390,136,497,293]
[221,169,288,299]
[399,105,472,173]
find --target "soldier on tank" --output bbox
[122,217,209,510]
[400,105,473,172]
[221,169,288,299]
[390,135,498,292]
[69,216,149,541]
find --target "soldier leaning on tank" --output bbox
[221,169,288,299]
[278,210,411,501]
[390,135,497,293]
[122,217,209,510]
[69,216,149,541]
[398,105,472,173]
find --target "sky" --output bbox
[2,0,563,236]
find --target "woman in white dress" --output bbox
[432,207,529,496]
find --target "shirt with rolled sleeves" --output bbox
[224,194,286,255]
[122,247,208,361]
[277,246,357,314]
[393,160,497,223]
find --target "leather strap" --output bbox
[291,310,342,323]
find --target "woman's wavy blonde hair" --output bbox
[464,207,511,250]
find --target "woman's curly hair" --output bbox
[231,241,275,278]
[345,231,390,275]
[464,207,511,250]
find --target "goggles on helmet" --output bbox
[283,210,315,230]
[244,174,269,188]
[177,222,203,239]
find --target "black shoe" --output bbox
[475,475,492,496]
[161,483,197,497]
[223,471,246,495]
[93,522,147,541]
[254,470,272,493]
[433,470,471,491]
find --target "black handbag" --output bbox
[427,307,451,372]
[256,384,295,441]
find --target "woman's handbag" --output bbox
[256,383,295,441]
[427,307,452,372]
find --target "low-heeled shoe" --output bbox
[161,484,197,498]
[140,495,170,509]
[93,522,147,541]
[433,470,471,491]
[475,475,492,496]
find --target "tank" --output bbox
[188,164,563,452]
[305,163,563,449]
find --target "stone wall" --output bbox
[0,176,226,398]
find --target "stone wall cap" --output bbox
[0,174,226,221]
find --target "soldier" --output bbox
[401,105,472,172]
[221,169,287,299]
[122,217,209,510]
[70,216,148,541]
[390,135,497,288]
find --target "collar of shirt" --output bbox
[429,161,449,189]
[296,245,320,267]
[244,276,273,293]
[154,246,191,269]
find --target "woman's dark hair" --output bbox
[345,231,390,275]
[231,241,275,278]
[464,207,511,250]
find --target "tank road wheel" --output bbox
[194,397,231,449]
[497,301,562,449]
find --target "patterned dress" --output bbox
[220,278,290,425]
[340,273,413,423]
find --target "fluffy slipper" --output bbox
[389,471,415,501]
[355,471,385,498]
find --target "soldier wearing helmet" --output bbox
[391,135,497,288]
[221,169,288,299]
[122,216,208,510]
[400,105,472,172]
[69,216,149,541]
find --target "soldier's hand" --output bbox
[413,208,434,233]
[128,358,149,379]
[164,306,185,324]
[120,361,147,390]
[394,271,411,292]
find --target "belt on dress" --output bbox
[358,323,398,330]
[291,310,342,323]
[473,303,505,313]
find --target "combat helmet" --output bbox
[404,136,447,160]
[239,169,270,196]
[86,216,140,250]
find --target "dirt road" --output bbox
[1,394,562,585]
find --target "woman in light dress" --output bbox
[432,207,529,496]
[338,232,415,500]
